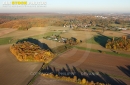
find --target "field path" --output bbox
[0,28,17,37]
[32,76,79,85]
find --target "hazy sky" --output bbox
[0,0,130,13]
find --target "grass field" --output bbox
[86,35,112,47]
[74,46,130,58]
[86,36,98,44]
[31,31,61,39]
[0,37,12,45]
[0,27,62,46]
[48,26,70,31]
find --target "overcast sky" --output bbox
[0,0,130,13]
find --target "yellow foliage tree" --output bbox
[81,78,87,84]
[73,76,77,82]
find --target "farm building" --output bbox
[118,28,127,30]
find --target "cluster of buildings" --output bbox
[117,28,127,30]
[63,23,91,28]
[95,16,107,19]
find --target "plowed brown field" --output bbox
[0,44,43,85]
[50,49,130,85]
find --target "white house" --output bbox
[118,28,127,30]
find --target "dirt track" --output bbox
[0,28,17,37]
[0,44,43,85]
[32,76,79,85]
[50,49,130,85]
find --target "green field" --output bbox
[0,31,62,45]
[0,37,12,45]
[30,32,62,39]
[86,36,98,44]
[74,46,130,58]
[86,35,112,47]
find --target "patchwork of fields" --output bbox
[0,26,130,85]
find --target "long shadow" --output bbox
[117,65,130,77]
[16,38,52,52]
[85,70,105,83]
[94,34,111,47]
[41,64,126,85]
[99,71,126,85]
[126,65,130,70]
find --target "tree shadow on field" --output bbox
[41,64,126,85]
[94,34,111,47]
[99,71,126,85]
[16,38,52,52]
[117,65,130,77]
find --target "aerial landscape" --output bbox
[0,0,130,85]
